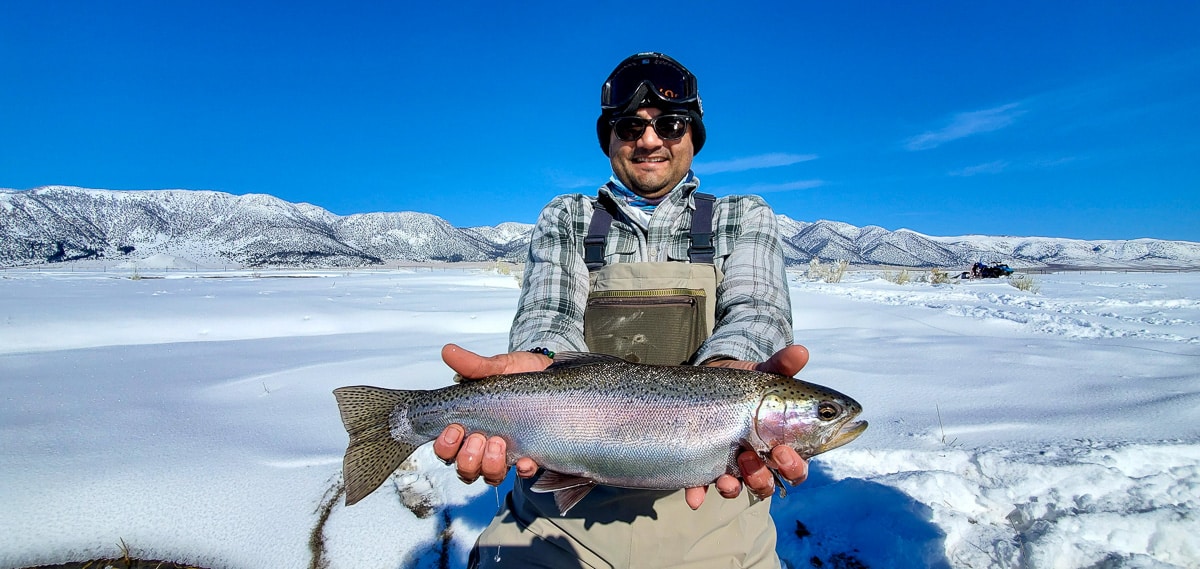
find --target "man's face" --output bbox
[608,107,694,199]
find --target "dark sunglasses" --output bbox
[602,54,699,111]
[610,114,691,141]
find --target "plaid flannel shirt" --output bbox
[510,178,794,364]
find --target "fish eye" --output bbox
[817,402,841,421]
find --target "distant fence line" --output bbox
[2,262,1198,275]
[1017,266,1197,274]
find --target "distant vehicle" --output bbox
[960,261,1015,279]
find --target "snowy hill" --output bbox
[781,219,1200,269]
[0,186,527,267]
[3,186,1199,270]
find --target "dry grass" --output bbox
[886,269,912,285]
[1008,274,1041,293]
[928,268,953,285]
[19,540,210,569]
[806,259,849,283]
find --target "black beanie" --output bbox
[596,52,706,156]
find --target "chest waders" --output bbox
[582,192,722,365]
[470,192,781,569]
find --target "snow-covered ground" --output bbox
[0,267,1196,569]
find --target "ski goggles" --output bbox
[601,53,700,111]
[609,114,691,141]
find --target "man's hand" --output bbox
[684,344,812,509]
[432,344,548,485]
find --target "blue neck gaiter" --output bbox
[606,170,695,213]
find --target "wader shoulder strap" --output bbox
[584,196,617,271]
[584,190,716,271]
[688,192,715,264]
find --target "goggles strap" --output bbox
[615,82,652,115]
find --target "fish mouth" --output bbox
[817,420,868,454]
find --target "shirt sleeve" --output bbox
[508,195,592,353]
[693,195,794,364]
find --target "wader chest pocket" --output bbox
[584,289,707,366]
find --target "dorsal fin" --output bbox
[545,351,628,371]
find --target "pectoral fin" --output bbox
[530,471,597,515]
[767,466,788,499]
[758,450,789,499]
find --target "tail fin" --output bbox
[333,386,420,506]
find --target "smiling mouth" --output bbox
[632,155,668,164]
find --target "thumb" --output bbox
[756,344,810,377]
[441,344,551,380]
[442,344,507,380]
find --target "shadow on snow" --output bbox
[400,461,949,569]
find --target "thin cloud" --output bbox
[695,153,817,174]
[544,169,597,190]
[948,156,1079,177]
[736,180,825,194]
[949,161,1009,177]
[905,103,1025,151]
[1033,156,1078,168]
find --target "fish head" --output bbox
[752,381,867,458]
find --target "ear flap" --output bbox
[597,114,613,156]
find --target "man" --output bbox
[436,52,809,568]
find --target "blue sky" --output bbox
[2,1,1198,241]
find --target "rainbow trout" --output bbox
[333,352,866,514]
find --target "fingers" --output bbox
[770,446,808,486]
[688,474,750,508]
[433,424,465,464]
[701,356,757,371]
[515,457,539,478]
[460,434,513,486]
[715,474,743,499]
[480,436,510,485]
[699,450,807,507]
[685,486,708,510]
[738,450,776,500]
[435,345,552,487]
[434,425,512,486]
[455,433,488,483]
[454,434,511,485]
[756,344,810,377]
[701,344,810,377]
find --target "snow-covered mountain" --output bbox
[3,186,1199,270]
[776,215,1200,269]
[0,186,528,267]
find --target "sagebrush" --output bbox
[1009,274,1040,293]
[928,268,953,285]
[886,269,911,285]
[806,259,848,283]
